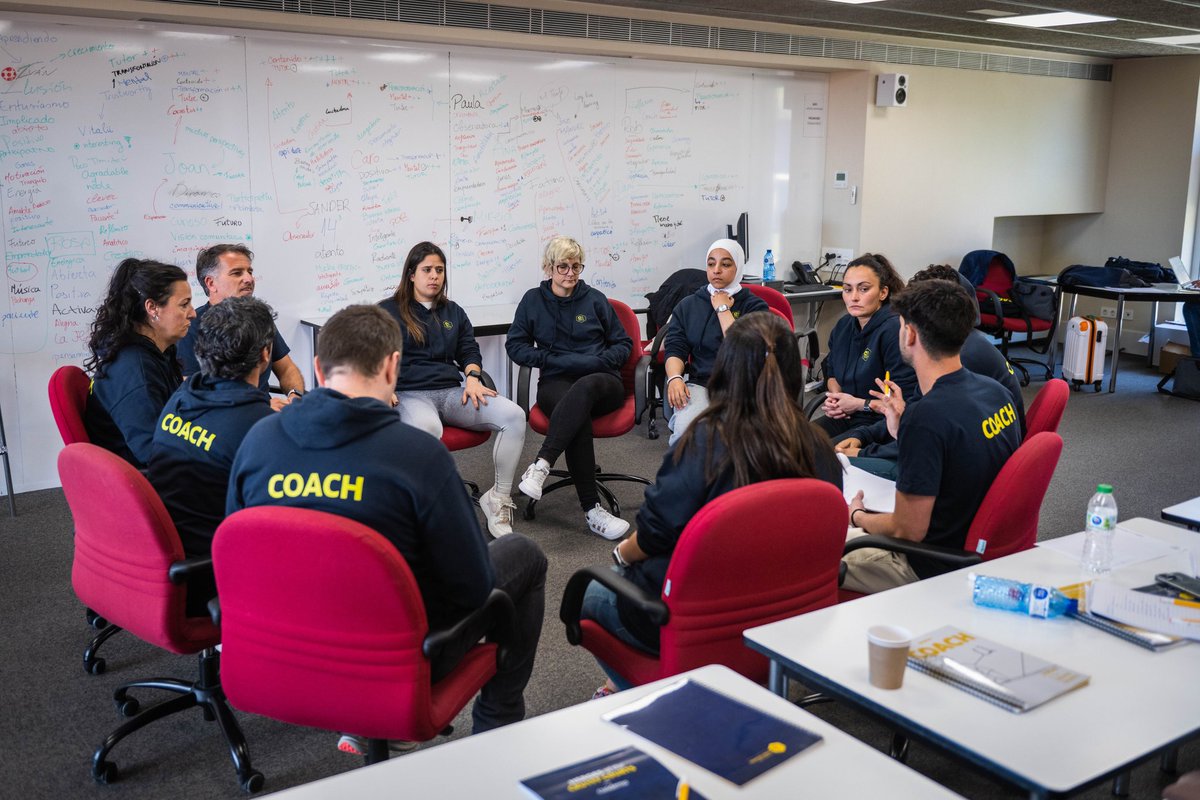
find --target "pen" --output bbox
[676,777,689,800]
[884,370,890,396]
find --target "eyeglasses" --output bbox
[554,262,585,275]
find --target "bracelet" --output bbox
[850,508,863,528]
[612,543,629,568]
[667,375,685,385]
[287,388,301,399]
[465,371,481,380]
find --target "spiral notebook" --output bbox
[907,626,1090,713]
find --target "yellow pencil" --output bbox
[884,370,891,396]
[676,777,690,800]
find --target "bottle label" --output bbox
[1087,510,1116,531]
[1028,585,1051,618]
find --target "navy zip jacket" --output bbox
[178,302,290,393]
[379,297,482,391]
[848,329,1027,459]
[663,287,769,386]
[826,303,915,417]
[617,423,843,651]
[506,280,632,382]
[85,336,183,469]
[226,387,493,627]
[149,374,272,557]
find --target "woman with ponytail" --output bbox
[85,258,195,468]
[581,312,842,694]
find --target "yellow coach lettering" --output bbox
[265,472,364,501]
[159,413,215,452]
[981,402,1017,439]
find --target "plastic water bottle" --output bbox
[763,249,775,282]
[1082,484,1117,574]
[968,573,1076,618]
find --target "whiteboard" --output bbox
[0,14,828,492]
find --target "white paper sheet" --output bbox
[838,453,896,513]
[1089,580,1200,641]
[1035,527,1196,571]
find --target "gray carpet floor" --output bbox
[2,350,1198,799]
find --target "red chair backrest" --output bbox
[609,298,644,394]
[657,478,846,681]
[964,432,1063,561]
[979,258,1015,296]
[213,506,454,740]
[58,443,216,654]
[1026,379,1069,437]
[747,284,794,331]
[48,365,92,445]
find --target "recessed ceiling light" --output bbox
[1138,34,1200,45]
[969,8,1018,16]
[990,12,1116,28]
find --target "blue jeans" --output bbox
[580,571,658,691]
[1183,302,1200,357]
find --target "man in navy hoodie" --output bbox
[227,304,546,745]
[149,295,276,613]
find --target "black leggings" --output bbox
[535,373,625,509]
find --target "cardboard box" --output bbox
[1160,342,1191,375]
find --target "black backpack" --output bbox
[1158,356,1200,402]
[645,268,708,334]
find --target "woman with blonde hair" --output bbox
[506,236,633,540]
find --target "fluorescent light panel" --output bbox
[1138,34,1200,45]
[990,12,1115,28]
[821,0,886,5]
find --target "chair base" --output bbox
[93,647,262,794]
[84,622,123,675]
[522,467,652,520]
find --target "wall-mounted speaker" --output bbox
[876,73,908,107]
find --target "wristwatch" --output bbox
[863,398,871,413]
[716,304,730,314]
[612,544,629,568]
[465,370,481,380]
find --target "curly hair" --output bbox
[676,312,833,487]
[85,258,189,377]
[845,252,905,300]
[391,241,448,347]
[193,296,277,381]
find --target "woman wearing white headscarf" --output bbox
[662,238,769,445]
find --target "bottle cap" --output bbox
[1096,484,1112,493]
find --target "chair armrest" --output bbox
[975,287,1004,324]
[423,588,517,667]
[804,391,827,420]
[208,597,221,627]
[516,364,532,415]
[633,354,649,424]
[559,565,669,647]
[168,555,214,586]
[840,534,982,583]
[480,370,497,393]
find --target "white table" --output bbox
[745,518,1200,800]
[1163,497,1200,531]
[265,664,963,799]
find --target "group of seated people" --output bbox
[79,234,1026,751]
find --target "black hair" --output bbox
[317,305,402,380]
[193,296,277,381]
[845,252,905,300]
[891,279,977,359]
[196,244,253,296]
[85,258,189,376]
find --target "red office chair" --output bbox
[840,432,1064,599]
[59,444,259,791]
[1025,378,1069,437]
[959,250,1057,386]
[49,365,125,672]
[747,284,794,331]
[560,479,847,686]
[516,299,651,519]
[213,506,514,765]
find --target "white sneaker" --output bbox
[518,461,551,500]
[337,734,418,756]
[586,504,630,540]
[480,488,516,538]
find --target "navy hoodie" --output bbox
[379,297,482,391]
[826,303,916,418]
[177,302,290,393]
[505,280,632,382]
[226,387,493,626]
[617,422,843,651]
[663,287,769,386]
[85,335,183,469]
[148,374,273,557]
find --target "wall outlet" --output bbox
[1122,308,1135,320]
[1099,306,1117,318]
[821,247,854,269]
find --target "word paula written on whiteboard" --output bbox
[451,93,483,111]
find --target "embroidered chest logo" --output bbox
[575,314,587,323]
[861,348,872,362]
[443,320,453,330]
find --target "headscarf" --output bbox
[705,238,745,297]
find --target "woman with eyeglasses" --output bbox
[85,258,196,468]
[506,235,633,540]
[662,238,769,446]
[380,241,528,539]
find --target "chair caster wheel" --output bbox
[93,760,118,784]
[85,657,106,675]
[241,771,265,793]
[87,610,108,629]
[116,697,139,717]
[648,429,659,440]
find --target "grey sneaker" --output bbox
[586,504,630,540]
[518,461,551,500]
[480,488,516,537]
[337,734,418,756]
